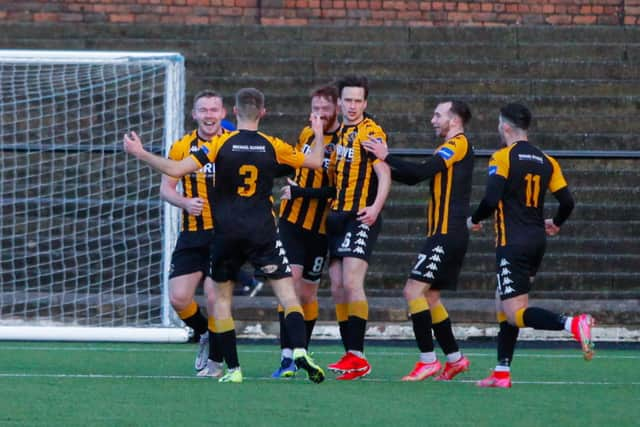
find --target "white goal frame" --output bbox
[0,50,186,342]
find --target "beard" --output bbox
[322,111,338,133]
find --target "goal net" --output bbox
[0,50,186,341]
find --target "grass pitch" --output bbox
[0,341,638,426]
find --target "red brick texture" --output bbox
[0,0,637,26]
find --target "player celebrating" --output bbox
[363,100,474,381]
[123,88,326,384]
[469,103,594,388]
[160,89,227,374]
[271,84,340,378]
[325,75,391,380]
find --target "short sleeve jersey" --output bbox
[278,126,338,234]
[488,140,568,246]
[427,133,474,236]
[191,129,305,238]
[331,116,386,212]
[167,129,227,232]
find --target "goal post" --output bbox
[0,50,186,342]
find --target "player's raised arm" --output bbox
[123,131,199,177]
[300,113,325,169]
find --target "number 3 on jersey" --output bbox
[237,164,258,197]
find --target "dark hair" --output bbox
[193,89,223,107]
[234,87,264,120]
[449,100,472,125]
[500,103,532,130]
[311,84,339,104]
[336,75,369,99]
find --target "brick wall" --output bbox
[1,1,638,26]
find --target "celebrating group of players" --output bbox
[123,75,595,387]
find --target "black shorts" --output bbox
[408,231,469,290]
[495,240,546,300]
[169,230,215,279]
[326,210,382,262]
[208,231,292,282]
[278,219,328,283]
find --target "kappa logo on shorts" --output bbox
[355,238,367,246]
[433,246,445,255]
[427,262,438,271]
[353,247,365,255]
[261,264,279,274]
[429,254,441,262]
[275,240,283,248]
[498,258,515,296]
[279,248,286,256]
[356,231,368,238]
[424,271,435,279]
[358,223,370,231]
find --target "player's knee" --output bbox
[504,311,518,326]
[299,287,317,304]
[169,292,191,310]
[402,282,423,302]
[426,294,441,308]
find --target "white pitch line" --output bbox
[0,372,638,386]
[0,345,639,359]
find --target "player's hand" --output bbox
[545,218,560,236]
[123,131,144,157]
[361,136,388,161]
[309,113,324,135]
[184,197,205,216]
[357,205,380,226]
[280,178,298,200]
[467,216,482,232]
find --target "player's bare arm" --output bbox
[300,114,325,169]
[160,175,205,216]
[357,161,390,226]
[123,131,199,177]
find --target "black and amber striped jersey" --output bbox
[167,129,226,232]
[426,133,474,236]
[487,141,568,246]
[190,129,305,238]
[278,126,338,234]
[331,116,386,212]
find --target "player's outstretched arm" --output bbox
[123,131,199,177]
[362,138,447,185]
